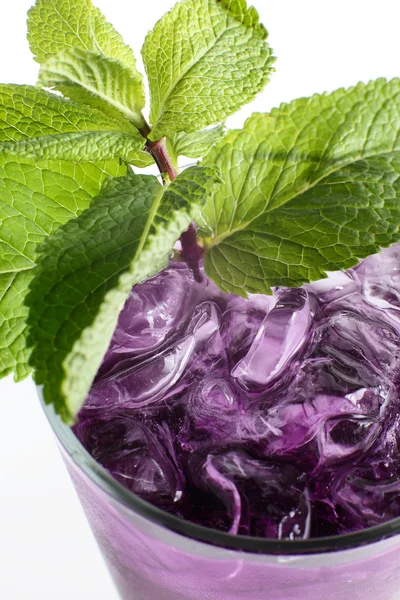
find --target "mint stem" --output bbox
[141,122,204,282]
[179,222,203,282]
[146,137,178,183]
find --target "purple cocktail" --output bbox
[73,244,400,542]
[41,243,400,599]
[3,0,397,594]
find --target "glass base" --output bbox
[65,448,400,600]
[41,396,400,600]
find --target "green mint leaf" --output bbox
[0,85,139,140]
[38,48,146,129]
[0,271,34,381]
[26,166,219,422]
[28,0,139,75]
[1,131,145,163]
[172,125,226,158]
[142,0,274,141]
[0,85,144,163]
[205,154,400,295]
[218,0,267,34]
[128,149,155,169]
[0,155,126,380]
[199,78,400,295]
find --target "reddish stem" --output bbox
[146,137,178,183]
[178,223,204,283]
[142,125,204,282]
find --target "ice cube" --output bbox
[99,263,194,376]
[185,378,240,442]
[335,466,400,527]
[354,245,400,312]
[187,301,220,349]
[243,394,367,456]
[221,305,267,367]
[86,336,195,411]
[190,450,310,538]
[319,415,380,461]
[199,453,242,535]
[232,289,312,390]
[314,311,400,385]
[74,414,184,508]
[186,301,228,374]
[306,270,359,305]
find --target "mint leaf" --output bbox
[0,85,139,140]
[205,155,400,294]
[38,48,146,129]
[0,85,144,163]
[218,0,267,34]
[1,131,145,163]
[0,271,34,381]
[200,78,400,295]
[0,155,126,380]
[26,166,218,422]
[128,149,155,169]
[172,125,226,158]
[142,0,274,141]
[28,0,139,75]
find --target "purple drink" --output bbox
[73,244,400,542]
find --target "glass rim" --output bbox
[42,395,400,557]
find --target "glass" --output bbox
[42,397,400,600]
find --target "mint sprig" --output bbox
[0,0,399,421]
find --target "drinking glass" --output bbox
[42,399,400,600]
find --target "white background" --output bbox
[0,1,399,598]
